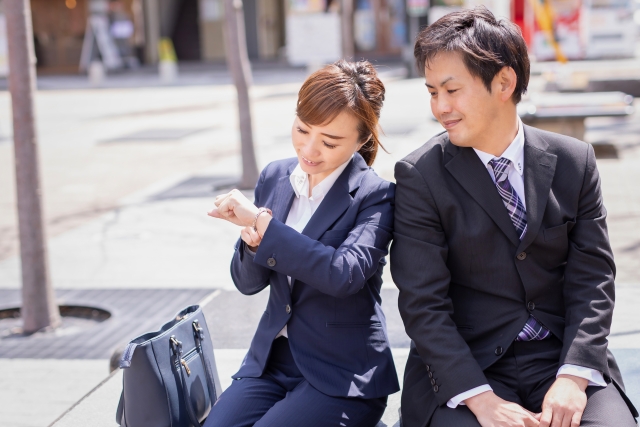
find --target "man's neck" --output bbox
[473,110,519,157]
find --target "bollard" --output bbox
[88,61,105,87]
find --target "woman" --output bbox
[206,60,398,427]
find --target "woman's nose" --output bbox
[302,137,321,156]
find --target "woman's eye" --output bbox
[297,127,308,134]
[323,141,336,149]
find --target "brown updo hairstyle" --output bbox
[296,60,386,166]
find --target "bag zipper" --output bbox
[175,346,200,375]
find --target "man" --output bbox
[390,7,638,427]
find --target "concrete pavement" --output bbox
[0,65,639,426]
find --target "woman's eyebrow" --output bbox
[321,133,345,140]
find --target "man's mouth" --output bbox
[442,119,461,129]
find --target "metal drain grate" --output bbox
[0,289,214,359]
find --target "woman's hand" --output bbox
[208,189,259,227]
[241,226,262,251]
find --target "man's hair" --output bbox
[414,6,530,103]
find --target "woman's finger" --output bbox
[241,227,257,247]
[247,227,262,245]
[207,208,224,219]
[214,191,232,208]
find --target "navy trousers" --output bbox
[429,337,637,427]
[204,337,387,427]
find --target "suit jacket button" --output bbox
[285,304,291,314]
[527,301,535,311]
[267,258,276,267]
[428,371,433,378]
[495,346,503,356]
[426,365,431,371]
[430,378,436,385]
[433,385,439,393]
[517,252,527,261]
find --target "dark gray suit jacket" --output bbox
[390,125,637,426]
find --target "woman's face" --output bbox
[291,111,363,184]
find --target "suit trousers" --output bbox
[203,337,387,427]
[428,337,637,427]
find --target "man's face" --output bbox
[425,52,502,149]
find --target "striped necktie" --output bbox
[488,157,550,342]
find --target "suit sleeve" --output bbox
[253,180,394,299]
[390,160,488,406]
[230,168,271,295]
[561,144,615,376]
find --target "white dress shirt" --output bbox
[447,118,606,409]
[273,157,352,339]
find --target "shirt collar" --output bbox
[473,117,524,176]
[289,156,352,200]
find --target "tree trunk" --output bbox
[5,0,60,333]
[341,0,355,60]
[223,0,259,190]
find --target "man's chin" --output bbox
[446,131,472,148]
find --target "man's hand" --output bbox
[466,391,540,427]
[537,375,588,427]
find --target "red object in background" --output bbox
[511,0,532,46]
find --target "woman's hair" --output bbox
[296,60,386,166]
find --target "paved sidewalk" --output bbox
[0,70,639,426]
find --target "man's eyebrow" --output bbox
[425,76,455,88]
[321,133,345,140]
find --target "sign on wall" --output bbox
[286,12,341,66]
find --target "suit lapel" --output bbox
[517,126,557,252]
[445,142,521,247]
[300,154,367,241]
[270,166,296,223]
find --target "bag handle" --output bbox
[171,320,218,427]
[193,320,218,404]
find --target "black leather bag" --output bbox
[116,305,221,427]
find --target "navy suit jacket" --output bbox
[230,153,400,399]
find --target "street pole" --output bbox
[341,0,355,60]
[223,0,259,189]
[5,0,61,333]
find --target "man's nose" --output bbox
[433,95,452,116]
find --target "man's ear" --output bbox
[496,66,517,102]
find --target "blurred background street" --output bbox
[0,0,639,426]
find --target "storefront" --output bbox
[30,0,90,73]
[512,0,637,60]
[354,0,407,56]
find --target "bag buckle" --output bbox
[170,336,183,356]
[193,320,205,341]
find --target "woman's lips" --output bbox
[301,156,320,166]
[443,119,461,129]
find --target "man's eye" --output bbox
[323,141,336,149]
[429,92,437,97]
[448,89,458,94]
